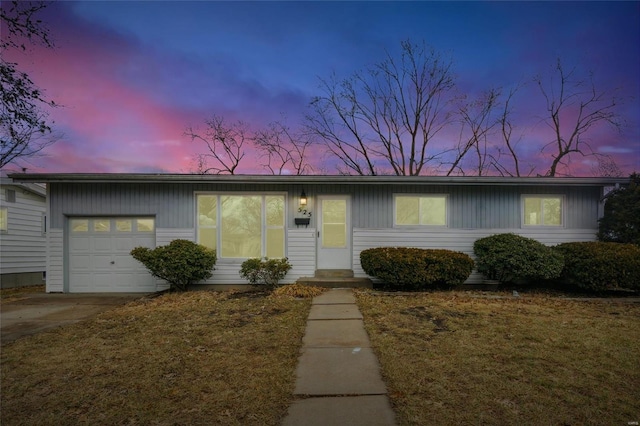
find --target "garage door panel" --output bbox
[93,236,113,252]
[69,217,156,293]
[70,236,90,251]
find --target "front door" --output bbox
[316,195,351,269]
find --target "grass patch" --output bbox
[355,290,640,426]
[1,290,311,425]
[0,285,45,302]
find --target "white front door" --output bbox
[316,195,351,270]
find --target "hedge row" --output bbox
[360,247,474,291]
[473,234,640,292]
[359,235,640,293]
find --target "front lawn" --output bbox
[355,290,640,426]
[1,290,311,425]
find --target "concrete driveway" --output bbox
[1,293,150,344]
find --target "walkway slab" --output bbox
[303,319,371,348]
[308,304,363,320]
[282,395,396,426]
[312,288,356,305]
[293,347,387,395]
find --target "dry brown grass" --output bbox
[1,290,311,426]
[355,290,640,426]
[0,285,45,302]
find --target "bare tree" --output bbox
[1,1,58,169]
[253,119,314,175]
[535,59,621,177]
[447,88,501,176]
[185,115,249,174]
[306,40,457,175]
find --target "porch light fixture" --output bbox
[300,190,307,206]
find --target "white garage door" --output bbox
[69,217,156,293]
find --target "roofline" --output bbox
[7,173,628,187]
[0,177,46,197]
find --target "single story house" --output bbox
[9,173,626,293]
[0,177,47,288]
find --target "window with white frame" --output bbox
[523,196,563,226]
[394,195,447,226]
[197,194,285,258]
[0,207,7,232]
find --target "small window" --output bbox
[523,196,563,226]
[395,195,447,226]
[5,189,16,203]
[0,207,7,232]
[94,219,111,232]
[116,219,132,232]
[136,218,155,232]
[70,219,89,232]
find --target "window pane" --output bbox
[198,195,217,226]
[70,219,88,232]
[420,197,446,225]
[137,219,155,232]
[221,195,261,258]
[322,199,346,248]
[266,228,285,258]
[94,219,111,232]
[0,208,7,231]
[524,198,541,225]
[198,228,217,251]
[116,219,132,232]
[543,198,562,225]
[396,196,419,225]
[266,196,284,226]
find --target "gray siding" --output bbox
[49,182,602,231]
[0,184,46,274]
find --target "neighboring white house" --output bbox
[8,173,627,293]
[0,178,47,288]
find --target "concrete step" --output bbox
[296,277,373,289]
[315,269,354,278]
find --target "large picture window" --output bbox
[197,194,285,259]
[394,195,447,226]
[523,196,563,226]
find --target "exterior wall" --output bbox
[0,183,46,287]
[45,180,605,290]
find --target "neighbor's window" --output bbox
[0,207,7,232]
[523,196,563,226]
[395,195,447,226]
[197,194,285,258]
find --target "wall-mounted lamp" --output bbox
[300,190,307,207]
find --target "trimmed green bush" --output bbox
[130,239,216,292]
[240,257,292,289]
[597,173,640,246]
[553,241,640,292]
[473,233,564,284]
[360,247,474,290]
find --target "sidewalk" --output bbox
[282,289,397,426]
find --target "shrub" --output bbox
[597,173,640,245]
[360,247,474,291]
[553,241,640,292]
[473,233,564,284]
[240,257,292,289]
[130,239,216,292]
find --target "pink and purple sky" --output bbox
[2,1,639,175]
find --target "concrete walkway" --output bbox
[282,289,396,426]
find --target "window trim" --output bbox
[521,195,565,227]
[195,192,287,260]
[393,194,449,228]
